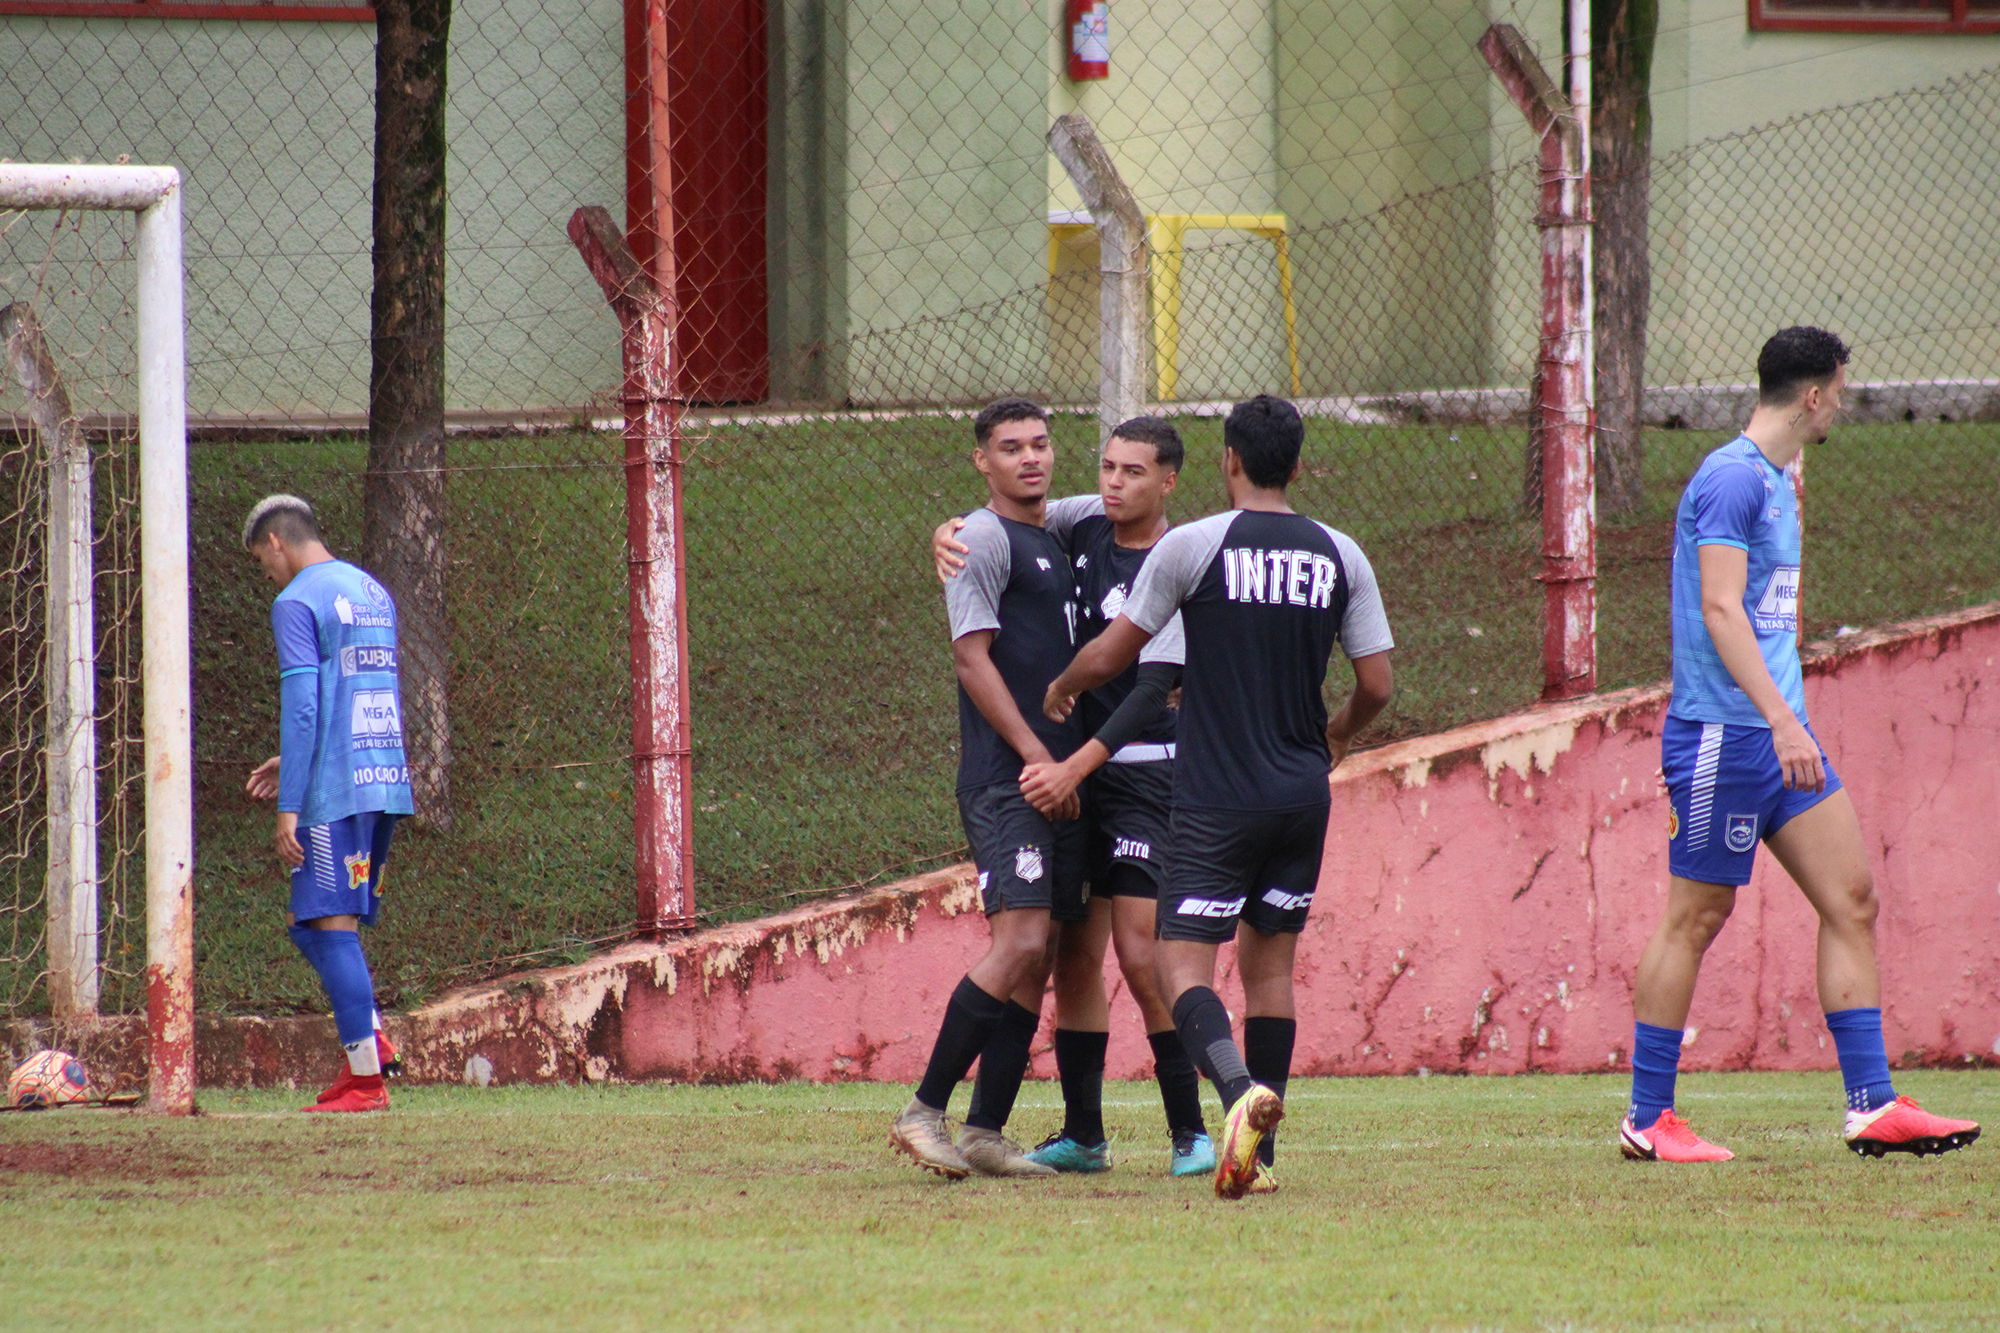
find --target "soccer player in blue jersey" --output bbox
[241,495,415,1114]
[1620,328,1979,1162]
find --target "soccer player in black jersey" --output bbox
[1044,396,1395,1198]
[933,417,1215,1177]
[890,398,1086,1180]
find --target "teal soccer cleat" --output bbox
[1026,1132,1114,1173]
[1170,1129,1216,1177]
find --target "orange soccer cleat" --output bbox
[1844,1096,1980,1158]
[303,1075,390,1114]
[1619,1110,1734,1162]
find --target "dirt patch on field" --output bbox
[0,1135,203,1182]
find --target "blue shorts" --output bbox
[290,811,399,926]
[1662,716,1841,886]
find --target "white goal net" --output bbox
[0,165,192,1113]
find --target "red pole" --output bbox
[568,203,695,936]
[567,0,692,935]
[1480,23,1597,700]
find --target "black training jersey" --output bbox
[1069,512,1180,746]
[1121,509,1393,812]
[944,507,1085,790]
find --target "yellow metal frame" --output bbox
[1048,212,1300,402]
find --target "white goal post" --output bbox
[0,164,193,1115]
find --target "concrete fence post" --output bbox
[1,303,100,1021]
[1049,113,1147,442]
[1480,22,1598,700]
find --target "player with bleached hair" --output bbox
[242,495,414,1112]
[1619,327,1980,1162]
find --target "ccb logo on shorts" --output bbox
[1014,847,1044,883]
[1725,813,1758,853]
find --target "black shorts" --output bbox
[1157,802,1329,943]
[958,780,1090,922]
[1087,759,1173,899]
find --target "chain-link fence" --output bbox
[2,1,1996,1016]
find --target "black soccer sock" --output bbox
[964,1000,1040,1131]
[914,977,1007,1112]
[1148,1029,1207,1137]
[1055,1028,1109,1147]
[1172,986,1254,1111]
[1244,1016,1296,1166]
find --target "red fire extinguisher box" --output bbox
[1067,0,1109,81]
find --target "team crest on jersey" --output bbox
[1014,847,1044,883]
[1100,584,1127,620]
[1725,813,1758,853]
[362,576,390,607]
[344,851,372,891]
[1666,807,1680,840]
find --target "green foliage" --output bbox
[1,1072,1996,1329]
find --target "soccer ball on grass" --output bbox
[8,1049,90,1109]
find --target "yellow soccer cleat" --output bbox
[1215,1084,1284,1200]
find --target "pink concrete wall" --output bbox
[178,605,2000,1089]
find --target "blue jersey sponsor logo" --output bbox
[339,644,398,676]
[353,764,410,786]
[349,690,404,751]
[1752,564,1800,635]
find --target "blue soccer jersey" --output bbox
[1667,436,1804,729]
[271,560,416,824]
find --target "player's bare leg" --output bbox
[1111,895,1212,1174]
[1765,792,1978,1156]
[1027,898,1115,1171]
[1157,939,1284,1199]
[1762,790,1879,1011]
[1632,880,1738,1032]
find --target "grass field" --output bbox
[5,416,1995,1017]
[2,1071,1996,1330]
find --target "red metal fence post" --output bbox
[567,202,696,936]
[566,0,693,934]
[1480,21,1597,700]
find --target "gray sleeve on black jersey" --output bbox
[1122,513,1233,634]
[1321,526,1394,658]
[1137,610,1186,666]
[944,509,1009,640]
[1042,494,1105,545]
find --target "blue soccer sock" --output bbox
[1825,1007,1896,1113]
[1628,1022,1685,1130]
[297,927,382,1076]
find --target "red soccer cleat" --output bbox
[1844,1096,1980,1158]
[314,1068,361,1104]
[1620,1110,1734,1162]
[303,1075,390,1114]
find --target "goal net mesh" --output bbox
[0,204,147,1022]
